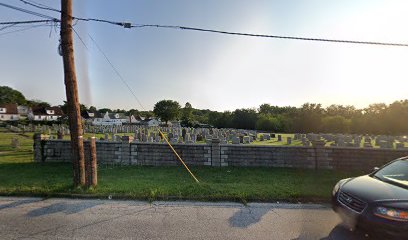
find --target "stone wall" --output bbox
[34,134,408,171]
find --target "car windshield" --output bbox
[374,160,408,187]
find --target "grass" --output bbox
[0,130,362,202]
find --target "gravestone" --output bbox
[277,135,282,142]
[232,137,240,144]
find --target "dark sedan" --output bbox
[332,157,408,239]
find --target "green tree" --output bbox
[0,86,27,105]
[28,99,51,108]
[256,114,282,132]
[98,108,112,113]
[88,106,97,112]
[231,108,258,130]
[321,115,351,133]
[153,100,181,125]
[59,101,87,114]
[181,102,193,127]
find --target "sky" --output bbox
[1,0,408,112]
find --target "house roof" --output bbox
[0,103,18,114]
[108,113,128,119]
[132,115,144,121]
[32,106,64,116]
[81,110,102,119]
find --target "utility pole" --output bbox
[60,0,85,187]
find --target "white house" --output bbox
[141,118,161,127]
[0,104,20,121]
[17,105,29,119]
[82,110,104,125]
[91,112,129,126]
[129,115,145,124]
[28,106,64,121]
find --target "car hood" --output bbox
[341,175,408,202]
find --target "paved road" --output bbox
[0,197,370,240]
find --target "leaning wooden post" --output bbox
[85,137,97,187]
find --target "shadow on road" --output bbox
[0,198,42,211]
[27,201,103,217]
[229,206,271,228]
[320,224,375,240]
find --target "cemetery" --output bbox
[1,123,408,201]
[2,123,403,172]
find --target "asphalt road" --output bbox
[0,197,371,240]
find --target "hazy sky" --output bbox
[1,0,408,111]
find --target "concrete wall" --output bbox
[34,134,408,171]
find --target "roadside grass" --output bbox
[0,130,362,202]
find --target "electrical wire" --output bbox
[131,24,408,47]
[0,2,57,20]
[0,23,50,37]
[11,1,408,48]
[0,19,57,25]
[86,33,146,110]
[19,0,60,13]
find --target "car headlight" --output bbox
[332,178,349,196]
[332,181,341,196]
[374,206,408,222]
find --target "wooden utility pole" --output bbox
[60,0,85,187]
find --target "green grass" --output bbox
[0,130,361,202]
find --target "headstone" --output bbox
[232,137,240,144]
[287,137,292,145]
[11,138,20,149]
[277,135,282,142]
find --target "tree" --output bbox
[88,106,97,112]
[181,102,193,127]
[98,108,112,113]
[321,115,351,133]
[153,100,181,125]
[28,99,51,108]
[127,108,139,116]
[231,108,258,130]
[59,101,87,114]
[256,114,282,132]
[0,86,27,105]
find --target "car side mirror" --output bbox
[373,167,379,171]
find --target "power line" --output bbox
[0,2,57,20]
[0,19,57,25]
[13,1,408,48]
[131,24,408,48]
[19,0,60,13]
[0,23,50,37]
[17,1,126,27]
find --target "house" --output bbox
[129,115,144,124]
[169,121,181,128]
[91,111,129,126]
[28,106,64,121]
[0,103,20,121]
[140,118,161,127]
[81,110,103,125]
[17,105,29,119]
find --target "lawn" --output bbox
[0,130,361,202]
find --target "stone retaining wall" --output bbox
[34,134,408,171]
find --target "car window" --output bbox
[374,160,408,187]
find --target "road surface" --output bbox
[0,197,370,240]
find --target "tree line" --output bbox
[1,86,407,135]
[153,100,408,135]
